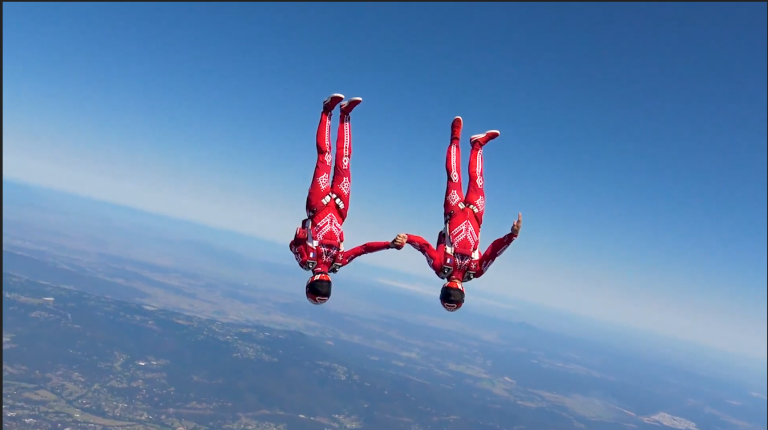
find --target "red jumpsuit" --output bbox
[290,104,394,274]
[406,120,517,283]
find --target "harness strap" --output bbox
[319,192,345,211]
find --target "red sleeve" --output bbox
[405,234,443,274]
[475,232,517,278]
[340,241,394,267]
[290,227,309,270]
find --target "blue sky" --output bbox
[3,3,766,359]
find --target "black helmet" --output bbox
[306,272,332,305]
[439,280,465,312]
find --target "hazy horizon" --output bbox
[4,177,766,383]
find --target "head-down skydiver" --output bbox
[403,116,522,312]
[290,94,407,305]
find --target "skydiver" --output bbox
[290,94,407,305]
[404,116,522,312]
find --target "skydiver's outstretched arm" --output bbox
[475,213,522,278]
[340,234,407,267]
[341,242,391,267]
[405,234,443,274]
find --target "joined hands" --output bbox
[391,233,408,249]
